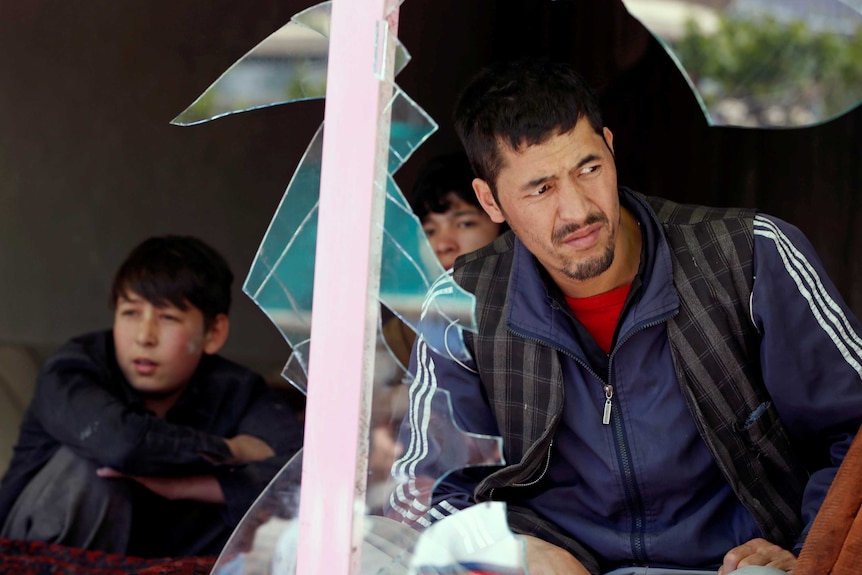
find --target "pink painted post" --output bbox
[296,0,400,574]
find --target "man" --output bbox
[0,236,304,557]
[389,59,862,575]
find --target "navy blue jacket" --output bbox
[390,190,862,571]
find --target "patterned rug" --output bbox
[0,539,216,574]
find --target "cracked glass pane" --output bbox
[243,123,322,390]
[171,1,411,126]
[209,388,506,575]
[242,84,477,393]
[622,0,862,127]
[386,388,505,527]
[176,1,495,571]
[174,1,475,393]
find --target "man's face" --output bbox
[474,121,622,297]
[113,290,222,404]
[421,192,502,270]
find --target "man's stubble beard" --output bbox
[560,242,615,281]
[552,214,615,281]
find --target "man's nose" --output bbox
[556,182,592,222]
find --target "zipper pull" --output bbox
[602,384,613,425]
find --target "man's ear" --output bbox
[603,127,615,156]
[203,314,230,355]
[473,178,506,224]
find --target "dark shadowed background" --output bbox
[0,0,859,377]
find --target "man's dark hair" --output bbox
[110,235,233,328]
[453,58,604,199]
[408,152,479,221]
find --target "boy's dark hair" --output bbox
[453,58,605,200]
[408,152,479,221]
[110,236,233,328]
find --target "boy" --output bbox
[409,152,505,272]
[0,235,304,558]
[369,154,507,513]
[382,152,506,370]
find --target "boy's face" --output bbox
[113,289,226,405]
[421,192,502,270]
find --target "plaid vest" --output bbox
[454,193,808,550]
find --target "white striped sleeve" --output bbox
[753,214,862,377]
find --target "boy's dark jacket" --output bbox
[0,330,303,551]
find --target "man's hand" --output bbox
[224,434,275,464]
[97,468,225,504]
[520,534,591,575]
[719,538,795,574]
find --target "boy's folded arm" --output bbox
[217,387,304,523]
[32,359,234,474]
[94,431,291,525]
[32,339,302,479]
[223,434,275,464]
[214,454,296,526]
[216,386,304,524]
[232,380,305,457]
[96,468,226,504]
[97,444,293,527]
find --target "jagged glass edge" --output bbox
[242,86,477,394]
[209,386,505,574]
[170,1,412,126]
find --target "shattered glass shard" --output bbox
[242,86,476,392]
[208,388,505,575]
[171,1,412,126]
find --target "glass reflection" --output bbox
[622,0,862,127]
[387,387,504,530]
[176,1,504,571]
[408,503,526,575]
[209,388,507,575]
[241,85,477,393]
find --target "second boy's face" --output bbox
[421,193,502,270]
[113,290,221,406]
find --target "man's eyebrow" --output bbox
[519,153,601,192]
[522,175,552,192]
[575,153,601,170]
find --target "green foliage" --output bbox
[671,14,862,124]
[282,60,327,101]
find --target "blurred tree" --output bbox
[672,15,862,126]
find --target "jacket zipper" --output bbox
[497,323,604,492]
[606,313,677,564]
[602,313,674,424]
[511,310,675,563]
[502,327,603,493]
